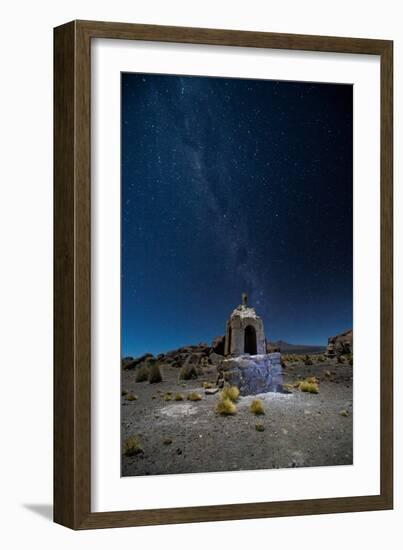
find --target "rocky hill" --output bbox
[326,329,353,355]
[123,334,329,369]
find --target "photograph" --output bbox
[120,72,353,477]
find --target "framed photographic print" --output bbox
[54,20,393,529]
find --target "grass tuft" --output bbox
[187,391,202,401]
[339,409,350,417]
[250,398,265,415]
[125,393,138,401]
[179,362,198,380]
[215,397,237,415]
[149,362,163,384]
[135,364,149,383]
[123,436,144,457]
[299,381,319,394]
[174,393,184,401]
[221,386,240,402]
[255,422,265,432]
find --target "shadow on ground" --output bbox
[23,504,53,522]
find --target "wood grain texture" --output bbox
[54,20,393,530]
[380,41,393,506]
[54,21,76,528]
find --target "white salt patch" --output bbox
[158,403,198,418]
[241,392,294,403]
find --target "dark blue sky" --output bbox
[121,73,352,357]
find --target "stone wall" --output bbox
[218,353,283,395]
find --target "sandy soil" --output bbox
[121,358,353,476]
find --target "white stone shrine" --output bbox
[224,293,266,356]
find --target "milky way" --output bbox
[121,73,353,356]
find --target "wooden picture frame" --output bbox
[54,20,393,529]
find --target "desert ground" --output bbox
[121,354,353,476]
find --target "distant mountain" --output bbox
[267,340,326,354]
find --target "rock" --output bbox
[211,335,225,355]
[205,387,220,395]
[121,356,134,368]
[209,352,224,366]
[326,329,353,356]
[217,353,283,395]
[122,353,153,370]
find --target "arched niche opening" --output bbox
[244,325,257,355]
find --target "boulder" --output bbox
[211,335,225,355]
[209,352,224,366]
[327,329,353,356]
[205,387,220,395]
[218,353,283,395]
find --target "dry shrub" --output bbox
[123,436,143,457]
[300,381,319,394]
[179,362,198,380]
[149,362,162,384]
[125,393,138,401]
[135,364,149,382]
[221,386,240,402]
[163,393,173,401]
[215,397,237,415]
[250,398,265,415]
[306,376,318,384]
[339,409,350,417]
[174,393,184,401]
[202,381,213,389]
[255,422,265,432]
[304,355,313,366]
[187,392,202,401]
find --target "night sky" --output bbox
[121,73,352,357]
